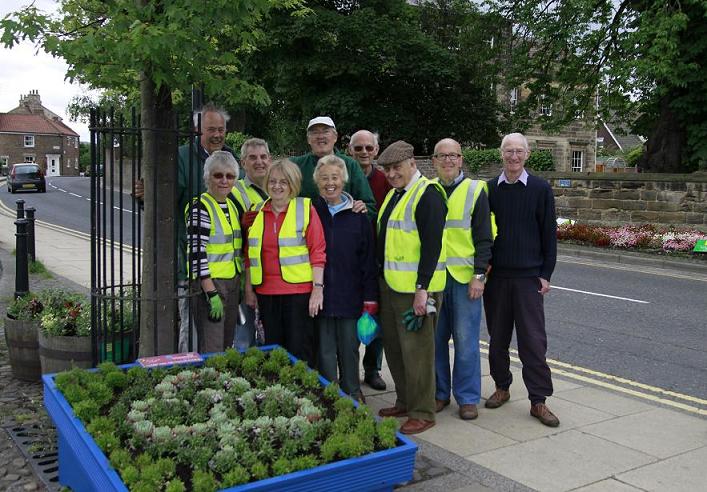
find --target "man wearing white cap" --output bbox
[291,116,377,218]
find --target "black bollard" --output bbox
[15,219,29,298]
[16,199,25,219]
[25,207,36,262]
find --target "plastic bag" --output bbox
[357,311,380,345]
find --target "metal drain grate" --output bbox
[4,422,60,491]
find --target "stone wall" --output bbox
[541,172,707,230]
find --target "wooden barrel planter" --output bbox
[38,331,93,374]
[4,315,42,381]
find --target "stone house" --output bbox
[0,90,80,176]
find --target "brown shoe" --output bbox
[435,399,450,413]
[530,403,560,427]
[459,404,478,420]
[485,388,510,409]
[378,406,407,418]
[400,418,435,435]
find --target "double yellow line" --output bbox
[479,340,707,417]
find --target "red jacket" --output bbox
[245,200,326,295]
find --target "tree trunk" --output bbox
[138,75,178,357]
[641,96,686,173]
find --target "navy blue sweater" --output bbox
[313,196,379,318]
[487,174,557,280]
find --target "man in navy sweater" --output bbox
[484,132,560,427]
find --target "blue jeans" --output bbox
[435,274,482,405]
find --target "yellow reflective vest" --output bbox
[437,177,486,284]
[378,177,447,293]
[248,197,313,285]
[230,179,266,211]
[188,192,242,280]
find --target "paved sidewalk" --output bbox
[0,211,705,491]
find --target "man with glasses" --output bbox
[483,132,559,427]
[291,117,377,219]
[348,130,391,392]
[432,138,492,420]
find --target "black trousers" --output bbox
[483,276,553,404]
[257,292,315,368]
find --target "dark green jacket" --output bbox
[290,151,377,220]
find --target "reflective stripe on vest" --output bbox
[248,197,313,286]
[231,179,265,211]
[439,178,484,284]
[190,192,242,280]
[378,177,447,293]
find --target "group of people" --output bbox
[169,103,559,436]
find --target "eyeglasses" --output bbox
[268,179,290,188]
[212,172,236,180]
[433,153,462,161]
[353,145,375,152]
[503,149,527,156]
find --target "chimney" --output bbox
[19,90,44,114]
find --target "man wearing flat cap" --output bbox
[291,116,377,219]
[376,140,447,435]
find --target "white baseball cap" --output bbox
[307,116,336,131]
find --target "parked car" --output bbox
[7,163,46,193]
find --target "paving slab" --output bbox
[418,409,518,457]
[581,408,707,458]
[471,429,656,492]
[616,445,707,491]
[555,386,655,417]
[573,478,645,491]
[472,396,614,442]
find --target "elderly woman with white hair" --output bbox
[186,150,244,353]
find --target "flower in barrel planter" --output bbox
[47,347,411,492]
[5,292,44,380]
[37,288,93,374]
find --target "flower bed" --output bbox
[43,346,417,492]
[557,223,707,254]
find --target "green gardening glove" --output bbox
[207,291,224,322]
[402,308,424,332]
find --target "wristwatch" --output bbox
[474,273,487,284]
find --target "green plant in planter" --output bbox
[39,289,91,337]
[7,292,44,320]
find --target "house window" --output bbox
[75,158,79,169]
[24,135,35,147]
[0,156,8,175]
[540,97,552,116]
[510,88,518,113]
[24,155,36,163]
[571,151,583,172]
[75,137,79,149]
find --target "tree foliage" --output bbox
[242,0,502,154]
[487,0,707,172]
[1,0,304,355]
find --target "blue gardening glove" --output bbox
[206,291,224,322]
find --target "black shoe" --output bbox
[364,373,387,391]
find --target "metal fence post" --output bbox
[25,207,36,262]
[15,219,29,298]
[16,199,25,219]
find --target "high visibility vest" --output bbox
[187,192,242,280]
[437,178,486,284]
[248,197,313,286]
[231,179,266,211]
[378,177,447,293]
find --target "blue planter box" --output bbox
[43,346,418,491]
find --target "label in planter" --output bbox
[694,239,707,253]
[137,352,203,368]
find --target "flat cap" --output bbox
[377,140,414,166]
[307,116,336,130]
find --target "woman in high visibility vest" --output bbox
[243,159,326,368]
[312,155,378,402]
[186,151,243,353]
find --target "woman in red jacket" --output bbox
[243,159,326,367]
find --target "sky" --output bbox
[0,0,91,141]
